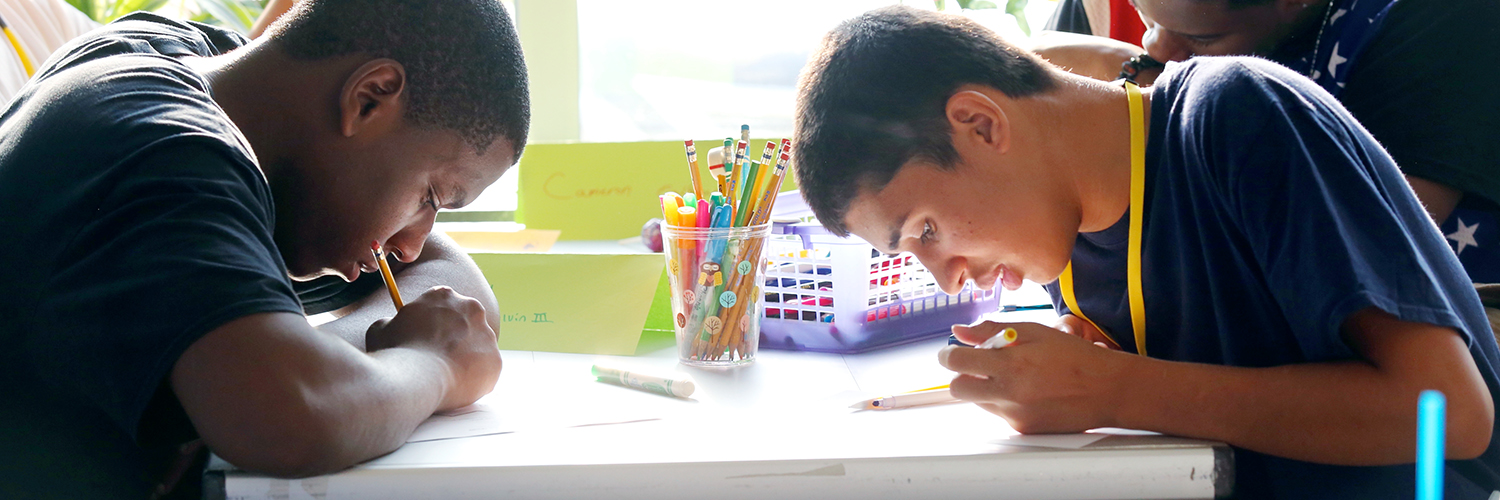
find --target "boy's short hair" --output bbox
[265,0,529,161]
[794,6,1057,236]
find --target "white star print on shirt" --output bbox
[1448,218,1481,255]
[1327,41,1348,80]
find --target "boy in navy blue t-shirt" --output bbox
[794,6,1500,498]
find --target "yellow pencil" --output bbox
[371,241,404,309]
[683,140,705,200]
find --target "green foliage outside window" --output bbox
[63,0,268,35]
[932,0,1033,36]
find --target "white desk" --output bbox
[207,287,1232,500]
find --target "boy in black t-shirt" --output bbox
[794,6,1500,498]
[0,1,527,498]
[1035,0,1500,284]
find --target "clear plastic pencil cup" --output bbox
[661,222,771,367]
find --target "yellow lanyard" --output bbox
[1060,81,1147,357]
[0,14,34,77]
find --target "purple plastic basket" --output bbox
[758,191,1000,353]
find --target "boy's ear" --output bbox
[338,58,407,138]
[945,90,1011,156]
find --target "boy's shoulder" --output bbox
[1155,56,1329,118]
[42,12,245,72]
[1151,57,1363,170]
[6,13,256,174]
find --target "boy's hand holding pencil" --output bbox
[939,321,1134,434]
[363,280,502,412]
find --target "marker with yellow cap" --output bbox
[859,328,1018,410]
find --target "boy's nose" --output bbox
[386,220,433,263]
[1141,27,1195,63]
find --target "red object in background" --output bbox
[866,304,908,322]
[1108,0,1148,46]
[766,294,832,318]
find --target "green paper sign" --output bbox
[517,140,799,241]
[472,253,664,355]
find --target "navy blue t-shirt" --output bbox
[0,14,304,498]
[1045,58,1500,498]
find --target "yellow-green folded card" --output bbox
[472,253,665,355]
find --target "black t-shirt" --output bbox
[0,14,304,498]
[1045,58,1500,498]
[1336,0,1500,210]
[1047,0,1500,209]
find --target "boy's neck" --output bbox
[183,41,355,183]
[1044,74,1152,234]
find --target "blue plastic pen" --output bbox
[1417,390,1445,500]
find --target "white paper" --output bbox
[407,403,515,443]
[406,399,667,443]
[997,433,1109,449]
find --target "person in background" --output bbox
[1032,0,1500,287]
[1026,0,1149,81]
[250,0,295,38]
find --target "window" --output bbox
[452,0,1057,216]
[577,0,1057,142]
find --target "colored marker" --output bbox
[593,365,696,398]
[860,327,1018,409]
[869,388,958,409]
[677,205,697,229]
[1418,390,1446,500]
[978,327,1019,349]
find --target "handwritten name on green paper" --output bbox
[518,140,799,241]
[541,171,672,201]
[502,312,555,323]
[473,253,664,355]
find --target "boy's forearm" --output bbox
[294,345,453,475]
[1114,317,1492,465]
[1118,357,1413,464]
[175,314,455,478]
[317,232,500,349]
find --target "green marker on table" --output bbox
[592,365,696,398]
